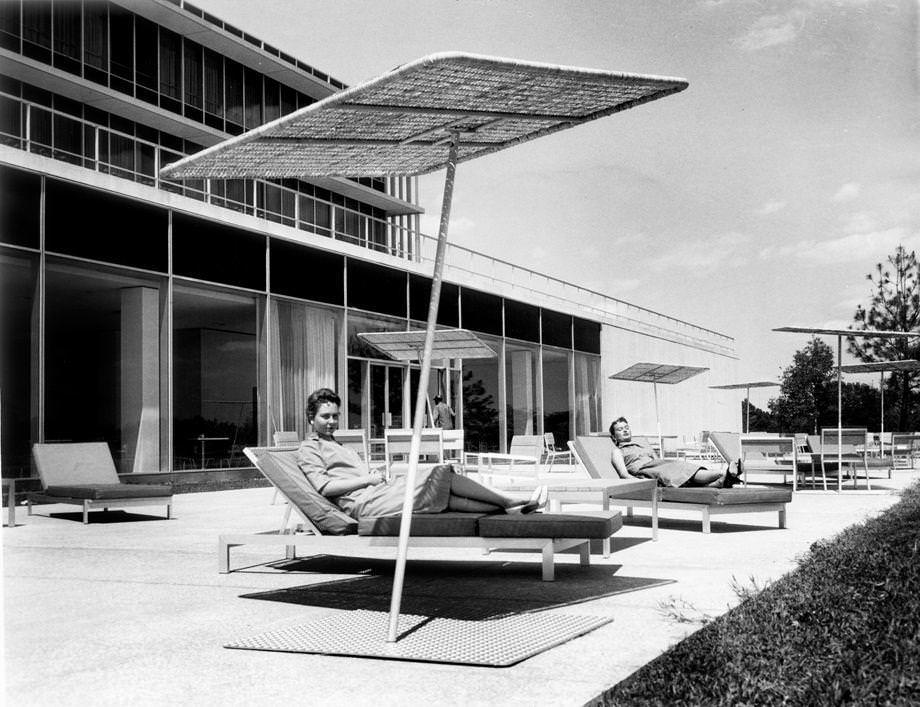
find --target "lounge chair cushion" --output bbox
[357,512,485,537]
[260,450,358,536]
[43,483,172,500]
[478,511,622,539]
[612,486,792,505]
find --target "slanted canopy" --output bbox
[609,363,709,452]
[161,51,687,647]
[773,326,919,490]
[358,328,497,362]
[709,380,780,433]
[160,51,687,180]
[839,360,920,455]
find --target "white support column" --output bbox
[121,287,161,473]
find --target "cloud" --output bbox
[755,200,787,216]
[832,182,861,202]
[759,227,920,265]
[650,231,751,274]
[735,10,804,51]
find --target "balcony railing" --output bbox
[0,93,734,354]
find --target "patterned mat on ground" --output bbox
[225,609,612,666]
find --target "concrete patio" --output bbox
[4,468,916,706]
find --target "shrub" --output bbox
[592,482,920,706]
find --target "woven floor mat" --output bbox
[226,609,612,666]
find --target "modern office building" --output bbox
[0,0,738,488]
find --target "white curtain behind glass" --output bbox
[270,300,337,438]
[574,353,600,435]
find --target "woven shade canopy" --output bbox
[609,363,708,452]
[772,326,917,338]
[159,50,687,647]
[839,360,920,374]
[159,51,687,180]
[709,381,779,433]
[358,329,496,361]
[709,381,779,390]
[609,363,709,385]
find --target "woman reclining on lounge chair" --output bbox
[297,388,547,519]
[610,417,741,488]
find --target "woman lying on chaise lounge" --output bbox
[610,417,741,488]
[297,388,547,519]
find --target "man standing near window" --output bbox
[432,395,455,430]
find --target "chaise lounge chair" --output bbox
[223,446,623,581]
[570,436,792,534]
[29,443,173,524]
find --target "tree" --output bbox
[769,337,835,434]
[850,245,920,431]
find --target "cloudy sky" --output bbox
[199,0,919,406]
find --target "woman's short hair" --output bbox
[306,388,341,421]
[608,416,629,437]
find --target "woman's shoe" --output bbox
[505,501,539,514]
[528,485,549,509]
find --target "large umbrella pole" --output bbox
[879,372,885,457]
[387,133,459,643]
[837,335,843,492]
[745,384,751,434]
[654,382,663,456]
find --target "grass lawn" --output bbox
[592,481,920,706]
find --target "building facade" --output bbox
[0,0,738,485]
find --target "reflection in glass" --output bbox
[463,335,501,453]
[543,346,572,448]
[173,284,258,470]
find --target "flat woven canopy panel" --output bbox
[774,326,919,338]
[840,360,920,374]
[358,329,496,361]
[159,52,688,179]
[709,381,780,390]
[609,363,709,385]
[225,610,612,666]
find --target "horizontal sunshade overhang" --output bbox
[839,360,920,374]
[159,51,688,180]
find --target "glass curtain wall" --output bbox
[346,311,407,436]
[0,250,38,476]
[268,298,341,439]
[505,339,538,446]
[44,260,165,474]
[462,334,502,454]
[542,346,572,450]
[172,284,259,470]
[574,352,602,436]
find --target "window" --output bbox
[172,213,265,290]
[224,58,243,132]
[505,299,540,343]
[270,238,344,304]
[173,284,259,470]
[52,0,81,75]
[0,250,38,477]
[0,1,21,52]
[542,308,572,348]
[347,260,406,317]
[244,68,261,128]
[574,317,601,354]
[183,39,203,116]
[574,352,601,435]
[45,260,165,473]
[203,48,223,128]
[506,340,539,445]
[159,28,181,101]
[21,1,51,63]
[461,288,502,336]
[543,347,572,449]
[109,6,133,93]
[463,334,502,452]
[0,166,40,249]
[264,77,280,122]
[83,2,107,82]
